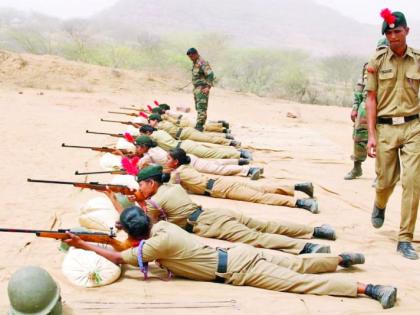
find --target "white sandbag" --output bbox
[62,248,121,287]
[110,175,139,190]
[79,197,119,231]
[116,138,136,152]
[125,125,140,136]
[99,153,122,171]
[132,116,148,124]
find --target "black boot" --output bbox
[294,182,314,198]
[229,140,241,148]
[365,284,397,309]
[225,134,235,140]
[195,124,204,132]
[296,198,318,213]
[240,149,253,160]
[313,224,336,240]
[218,120,230,129]
[299,243,331,254]
[238,158,250,165]
[397,242,418,260]
[247,167,262,180]
[344,161,363,180]
[371,203,385,229]
[338,253,365,267]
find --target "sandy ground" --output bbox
[0,51,419,314]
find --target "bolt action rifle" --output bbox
[85,130,125,138]
[61,143,132,155]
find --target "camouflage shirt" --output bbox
[352,63,368,111]
[192,57,215,88]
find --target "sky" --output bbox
[0,0,419,23]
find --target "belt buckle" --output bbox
[392,117,405,125]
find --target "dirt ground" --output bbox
[0,51,419,314]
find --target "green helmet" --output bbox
[8,266,62,315]
[376,38,389,50]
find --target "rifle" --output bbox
[61,143,131,155]
[85,130,125,138]
[108,111,139,117]
[75,170,126,175]
[27,178,136,195]
[0,227,132,252]
[120,107,147,112]
[100,118,142,127]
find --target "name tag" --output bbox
[392,117,405,125]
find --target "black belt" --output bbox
[185,207,203,233]
[377,114,419,125]
[175,128,183,140]
[176,115,183,125]
[204,178,215,196]
[176,141,182,149]
[214,249,228,283]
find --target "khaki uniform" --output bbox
[121,221,357,296]
[366,47,420,241]
[170,164,297,207]
[163,113,225,133]
[158,120,231,146]
[146,184,313,254]
[150,130,240,159]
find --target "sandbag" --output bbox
[99,153,122,170]
[125,125,140,136]
[79,197,119,232]
[62,248,121,287]
[116,138,136,152]
[132,116,148,124]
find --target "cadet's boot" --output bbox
[294,182,314,198]
[222,128,231,134]
[338,253,365,268]
[365,284,397,309]
[313,224,336,240]
[218,120,230,129]
[238,158,250,165]
[230,140,241,148]
[240,149,253,160]
[247,167,262,180]
[397,242,418,260]
[195,124,204,132]
[371,204,386,228]
[296,198,318,214]
[344,161,363,180]
[225,134,235,140]
[299,243,331,254]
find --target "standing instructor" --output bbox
[186,48,215,131]
[366,9,420,260]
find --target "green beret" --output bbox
[135,135,155,147]
[151,107,164,114]
[148,113,162,122]
[382,11,407,35]
[159,104,171,111]
[137,165,163,182]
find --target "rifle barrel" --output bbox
[27,178,126,187]
[75,170,123,175]
[0,228,111,237]
[85,130,123,137]
[62,143,98,149]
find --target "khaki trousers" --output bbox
[190,155,249,176]
[181,140,240,159]
[212,179,297,207]
[180,127,231,146]
[179,119,225,132]
[220,245,358,297]
[193,209,313,254]
[375,119,420,241]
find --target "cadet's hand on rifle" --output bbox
[64,232,86,249]
[112,149,125,156]
[351,110,358,122]
[367,136,377,158]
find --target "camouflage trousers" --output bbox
[352,102,368,162]
[193,87,209,129]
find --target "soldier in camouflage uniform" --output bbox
[186,48,215,131]
[344,38,389,180]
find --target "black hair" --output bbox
[139,125,156,134]
[186,47,198,55]
[120,206,150,239]
[144,173,170,184]
[138,139,157,148]
[169,148,191,165]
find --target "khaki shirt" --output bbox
[366,47,420,117]
[146,183,199,228]
[121,221,218,281]
[169,164,210,195]
[157,120,181,138]
[138,146,168,167]
[150,130,178,151]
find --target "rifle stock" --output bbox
[27,178,136,195]
[0,228,132,252]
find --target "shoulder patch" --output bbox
[367,66,376,74]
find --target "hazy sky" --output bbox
[0,0,419,24]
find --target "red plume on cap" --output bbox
[121,157,139,176]
[380,8,396,25]
[124,132,135,143]
[153,100,159,106]
[139,111,149,119]
[147,105,153,112]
